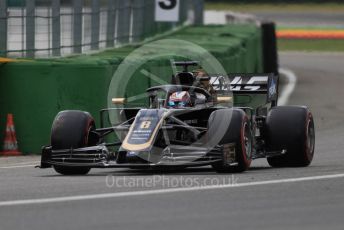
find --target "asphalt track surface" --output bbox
[0,52,344,229]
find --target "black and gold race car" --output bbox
[40,61,315,175]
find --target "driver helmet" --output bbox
[168,91,192,108]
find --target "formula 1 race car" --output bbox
[40,61,315,175]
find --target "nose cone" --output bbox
[121,109,166,152]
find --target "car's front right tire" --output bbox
[51,110,96,175]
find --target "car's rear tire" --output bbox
[51,110,96,175]
[266,106,315,167]
[208,109,252,173]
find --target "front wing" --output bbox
[39,144,234,169]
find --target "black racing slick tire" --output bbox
[266,106,315,167]
[51,110,96,175]
[208,109,252,173]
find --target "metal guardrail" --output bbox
[0,0,204,58]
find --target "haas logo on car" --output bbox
[210,75,268,91]
[269,78,277,98]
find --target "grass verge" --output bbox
[205,3,344,12]
[278,39,344,52]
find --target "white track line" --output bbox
[0,164,37,169]
[278,67,297,106]
[9,161,39,165]
[1,173,344,207]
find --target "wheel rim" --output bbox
[243,122,252,159]
[306,117,315,159]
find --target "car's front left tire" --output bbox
[207,109,252,173]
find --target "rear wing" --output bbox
[209,73,278,105]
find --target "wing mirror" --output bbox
[216,96,232,103]
[112,98,126,104]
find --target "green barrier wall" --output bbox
[0,61,114,153]
[0,24,263,154]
